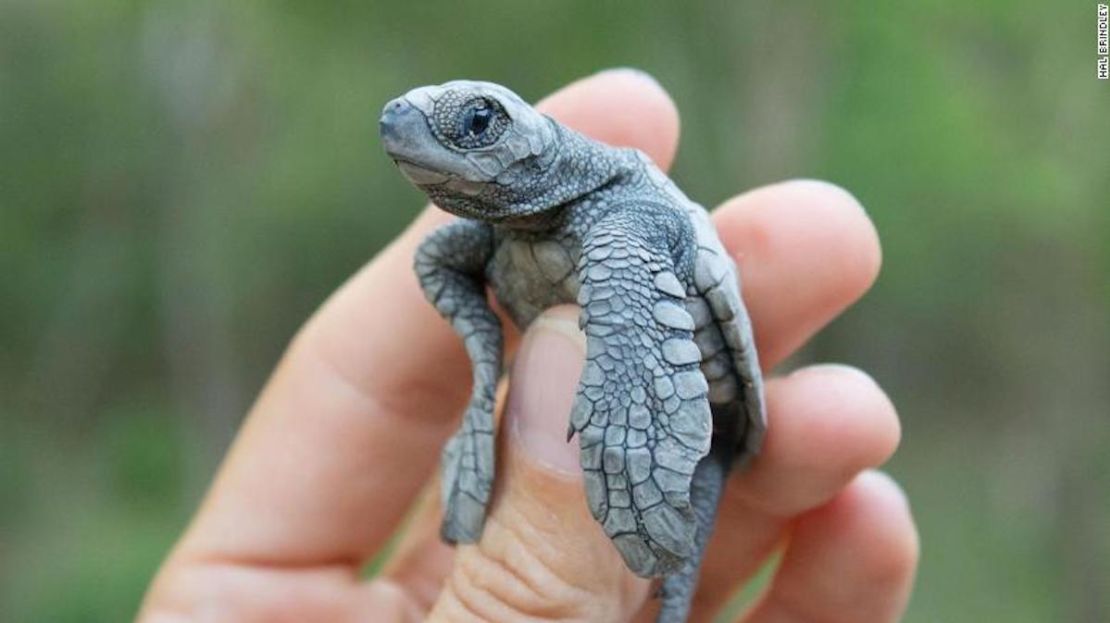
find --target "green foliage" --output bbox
[1,1,1106,621]
[99,400,186,513]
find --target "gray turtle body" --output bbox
[380,80,765,622]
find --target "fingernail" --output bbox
[507,307,586,475]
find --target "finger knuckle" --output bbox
[434,515,610,622]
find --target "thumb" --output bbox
[428,305,651,622]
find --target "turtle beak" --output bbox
[378,96,449,185]
[379,97,422,152]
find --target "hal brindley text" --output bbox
[1099,4,1108,79]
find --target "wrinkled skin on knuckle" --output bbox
[431,451,649,622]
[435,518,636,622]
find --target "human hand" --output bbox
[139,69,917,623]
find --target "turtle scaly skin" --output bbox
[380,80,765,623]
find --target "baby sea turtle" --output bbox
[380,80,765,623]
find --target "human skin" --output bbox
[138,69,918,623]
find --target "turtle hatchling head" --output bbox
[379,81,566,223]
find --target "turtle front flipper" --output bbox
[414,219,503,544]
[569,208,712,578]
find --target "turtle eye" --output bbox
[437,94,508,149]
[463,101,493,137]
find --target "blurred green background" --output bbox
[2,1,1107,621]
